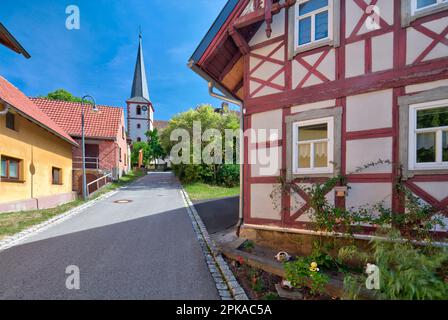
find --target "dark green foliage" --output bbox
[131,129,166,167]
[217,164,240,187]
[42,89,85,103]
[161,105,240,187]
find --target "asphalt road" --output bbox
[194,197,239,234]
[0,173,219,300]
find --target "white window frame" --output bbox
[408,99,448,171]
[294,0,334,51]
[412,0,448,15]
[292,117,334,175]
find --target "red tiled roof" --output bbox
[31,98,124,140]
[0,76,77,146]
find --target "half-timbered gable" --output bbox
[190,0,448,241]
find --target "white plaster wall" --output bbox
[251,109,283,142]
[346,41,365,78]
[345,0,364,38]
[251,184,282,220]
[414,182,448,202]
[346,183,393,210]
[292,50,335,88]
[346,0,394,37]
[422,17,448,62]
[253,86,283,98]
[346,90,393,132]
[249,9,285,46]
[250,146,282,177]
[406,79,448,94]
[372,32,394,72]
[405,21,447,65]
[346,137,393,174]
[290,183,335,222]
[251,60,283,81]
[291,100,336,114]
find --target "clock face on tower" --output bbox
[142,106,148,112]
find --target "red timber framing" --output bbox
[196,0,448,234]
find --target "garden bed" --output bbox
[221,240,372,300]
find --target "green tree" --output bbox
[42,89,84,103]
[131,129,166,167]
[146,129,166,164]
[160,105,240,185]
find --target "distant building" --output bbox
[32,99,130,194]
[127,33,154,143]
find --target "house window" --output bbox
[292,117,334,174]
[136,105,142,116]
[119,147,122,162]
[295,0,333,49]
[52,167,62,185]
[412,0,448,14]
[6,112,15,130]
[1,156,22,181]
[409,99,448,170]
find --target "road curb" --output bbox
[180,187,249,301]
[0,190,119,253]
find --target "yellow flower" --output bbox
[310,262,319,272]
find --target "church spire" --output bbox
[130,32,150,101]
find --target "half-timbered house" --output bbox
[190,0,448,249]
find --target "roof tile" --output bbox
[0,76,77,146]
[31,98,124,140]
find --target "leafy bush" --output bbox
[161,105,240,187]
[217,164,240,187]
[343,231,448,300]
[284,257,330,295]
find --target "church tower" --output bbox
[127,33,153,143]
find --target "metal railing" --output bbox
[73,156,99,170]
[86,172,112,198]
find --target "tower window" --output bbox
[137,124,141,129]
[137,137,142,142]
[137,105,142,116]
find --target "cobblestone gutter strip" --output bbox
[0,190,119,253]
[180,188,249,301]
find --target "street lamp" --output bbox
[81,95,98,201]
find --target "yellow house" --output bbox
[0,76,78,212]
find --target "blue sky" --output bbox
[0,0,230,121]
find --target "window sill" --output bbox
[288,171,337,181]
[291,39,334,59]
[1,178,25,184]
[52,183,64,186]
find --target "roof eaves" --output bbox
[7,105,78,147]
[0,23,31,59]
[189,0,239,65]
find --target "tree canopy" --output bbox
[42,89,84,103]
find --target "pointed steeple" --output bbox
[130,32,150,101]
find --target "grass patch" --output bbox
[0,200,83,240]
[0,170,146,240]
[183,182,240,201]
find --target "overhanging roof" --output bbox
[0,23,31,59]
[189,0,239,64]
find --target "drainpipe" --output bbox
[207,81,245,236]
[0,102,10,116]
